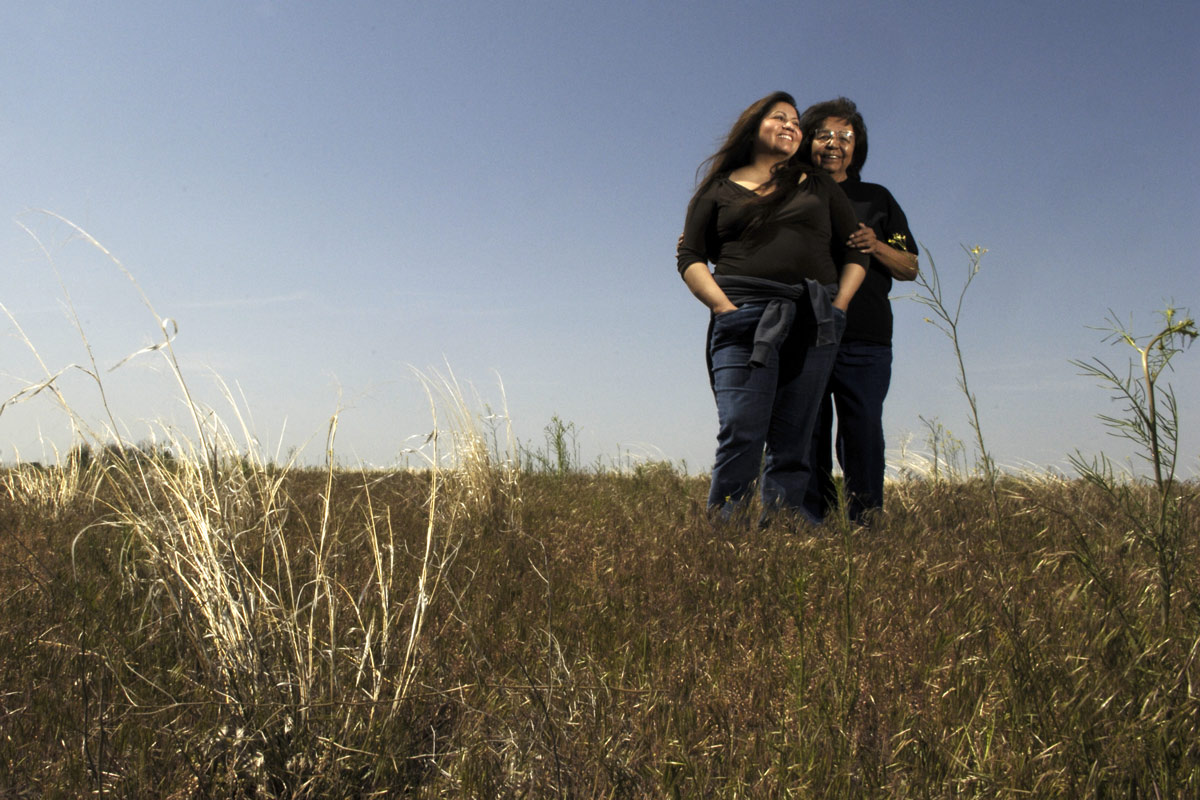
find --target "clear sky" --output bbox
[3,0,1198,475]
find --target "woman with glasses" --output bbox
[677,92,868,524]
[798,97,920,525]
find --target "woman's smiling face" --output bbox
[755,102,801,159]
[810,116,855,181]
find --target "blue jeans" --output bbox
[707,302,844,523]
[804,342,892,523]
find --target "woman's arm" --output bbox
[831,262,867,312]
[824,175,871,290]
[678,187,737,312]
[677,189,716,275]
[682,262,738,314]
[847,223,919,281]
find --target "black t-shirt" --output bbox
[838,176,918,345]
[678,170,868,286]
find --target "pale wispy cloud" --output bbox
[170,291,310,311]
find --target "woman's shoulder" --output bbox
[841,177,911,215]
[793,167,833,189]
[699,174,753,201]
[689,174,728,203]
[795,168,840,197]
[843,176,897,200]
[698,173,741,192]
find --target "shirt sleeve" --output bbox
[881,188,918,256]
[826,176,870,270]
[677,186,718,277]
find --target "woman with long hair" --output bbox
[677,91,868,523]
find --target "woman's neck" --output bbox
[730,153,788,191]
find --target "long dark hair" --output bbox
[798,96,868,178]
[694,91,813,236]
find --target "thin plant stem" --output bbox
[911,245,999,515]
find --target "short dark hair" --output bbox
[798,97,868,178]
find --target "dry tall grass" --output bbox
[2,371,520,796]
[5,459,1198,797]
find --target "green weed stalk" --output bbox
[1069,306,1197,630]
[912,245,999,516]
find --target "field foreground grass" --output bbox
[1,460,1198,797]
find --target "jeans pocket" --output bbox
[710,303,764,353]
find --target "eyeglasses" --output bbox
[813,129,854,144]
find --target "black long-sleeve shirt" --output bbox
[677,170,868,285]
[837,176,918,345]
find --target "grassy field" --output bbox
[2,449,1197,797]
[3,230,1196,795]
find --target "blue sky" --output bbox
[3,1,1198,474]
